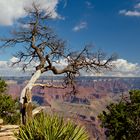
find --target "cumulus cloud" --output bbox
[119,10,140,17]
[0,57,36,77]
[0,0,60,26]
[119,2,140,17]
[0,61,7,68]
[0,59,20,77]
[95,59,140,77]
[10,57,19,63]
[53,59,68,67]
[80,59,140,77]
[113,59,138,72]
[73,21,87,32]
[0,57,68,77]
[0,57,140,77]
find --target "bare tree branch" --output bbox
[33,83,66,89]
[0,3,116,98]
[0,3,117,124]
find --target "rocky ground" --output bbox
[0,119,18,140]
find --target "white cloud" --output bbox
[0,56,69,77]
[80,59,140,77]
[0,58,140,77]
[53,59,68,67]
[99,59,140,77]
[0,0,60,26]
[113,59,138,72]
[0,61,7,68]
[73,22,87,32]
[119,2,140,17]
[0,60,20,77]
[0,57,68,77]
[10,57,19,63]
[119,10,140,17]
[0,57,35,76]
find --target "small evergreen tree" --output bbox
[0,78,7,93]
[99,90,140,140]
[0,78,20,124]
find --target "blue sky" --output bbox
[0,0,140,77]
[55,0,140,63]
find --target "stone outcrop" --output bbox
[0,125,18,140]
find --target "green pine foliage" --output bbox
[15,113,89,140]
[99,90,140,140]
[0,78,7,93]
[0,78,20,124]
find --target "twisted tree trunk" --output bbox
[19,70,41,124]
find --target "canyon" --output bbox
[3,76,140,139]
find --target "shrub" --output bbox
[99,90,140,140]
[0,78,20,124]
[0,78,7,93]
[15,113,89,140]
[0,93,20,124]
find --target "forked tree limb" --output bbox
[0,3,116,124]
[33,83,66,89]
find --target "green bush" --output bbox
[99,90,140,140]
[0,78,7,93]
[15,113,89,140]
[0,78,20,124]
[0,92,20,124]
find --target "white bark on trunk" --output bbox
[19,70,41,104]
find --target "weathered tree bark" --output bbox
[20,70,41,124]
[19,70,41,104]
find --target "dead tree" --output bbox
[0,3,116,124]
